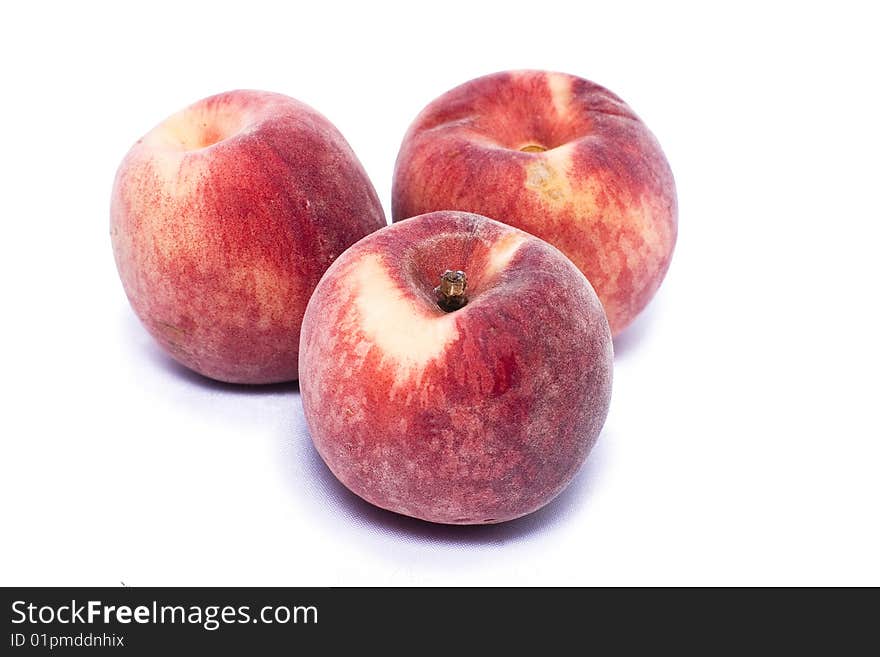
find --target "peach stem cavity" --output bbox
[435,270,468,312]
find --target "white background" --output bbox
[2,1,878,586]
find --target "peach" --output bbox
[111,90,385,383]
[299,211,613,524]
[392,70,677,335]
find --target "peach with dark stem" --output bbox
[299,211,613,524]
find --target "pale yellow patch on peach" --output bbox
[350,254,460,386]
[226,263,296,331]
[547,72,572,120]
[141,146,187,182]
[565,188,671,309]
[520,143,672,313]
[524,146,666,260]
[524,146,574,208]
[622,195,668,253]
[483,232,527,280]
[148,103,249,152]
[132,151,208,262]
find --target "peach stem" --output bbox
[435,270,468,312]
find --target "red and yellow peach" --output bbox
[299,211,613,524]
[393,70,677,335]
[111,90,385,383]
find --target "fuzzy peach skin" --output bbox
[111,90,385,383]
[299,211,612,524]
[392,70,677,335]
